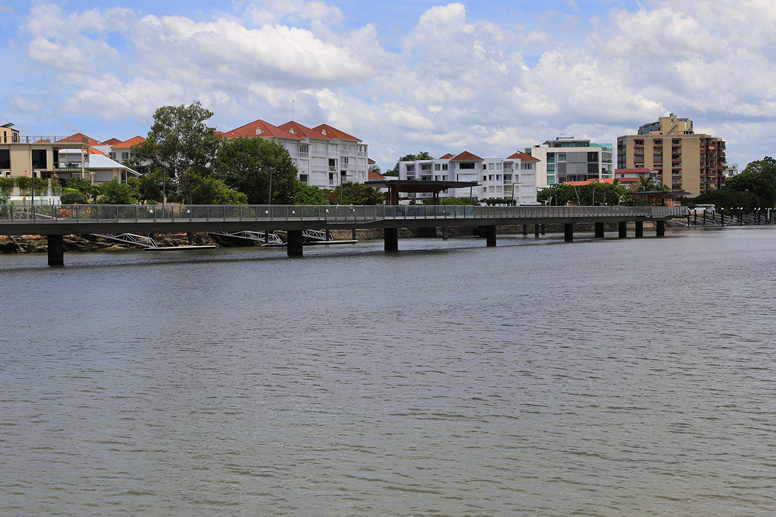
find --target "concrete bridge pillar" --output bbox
[595,222,605,238]
[48,235,64,266]
[635,221,644,238]
[564,223,574,242]
[485,226,497,247]
[618,221,627,239]
[656,220,666,237]
[384,227,399,252]
[287,230,304,257]
[534,224,540,238]
[523,224,528,236]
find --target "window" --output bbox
[522,163,532,169]
[547,154,555,164]
[406,164,415,172]
[32,149,48,169]
[0,149,9,169]
[547,175,555,185]
[488,163,494,170]
[459,162,475,169]
[441,164,448,171]
[299,174,309,184]
[587,151,598,162]
[547,164,555,172]
[299,144,309,157]
[488,175,494,181]
[558,154,566,161]
[496,163,502,170]
[435,164,440,171]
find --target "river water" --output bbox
[1,227,775,516]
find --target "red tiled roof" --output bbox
[368,170,385,180]
[312,124,360,141]
[507,151,540,162]
[439,153,455,159]
[279,121,332,140]
[451,151,483,161]
[102,138,122,146]
[60,133,102,145]
[88,147,106,155]
[615,168,652,174]
[224,119,301,140]
[113,136,146,149]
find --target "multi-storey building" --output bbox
[221,120,369,189]
[528,137,614,190]
[397,150,539,204]
[617,113,727,197]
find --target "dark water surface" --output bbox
[2,228,775,515]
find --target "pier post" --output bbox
[541,224,546,235]
[656,220,666,237]
[618,221,627,239]
[47,234,64,266]
[384,227,399,252]
[534,224,540,238]
[287,230,304,257]
[595,222,604,238]
[564,223,573,242]
[523,224,528,236]
[485,226,497,247]
[635,221,644,238]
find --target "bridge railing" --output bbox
[0,203,686,223]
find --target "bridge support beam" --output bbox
[656,220,666,237]
[48,234,64,266]
[618,221,627,239]
[564,223,574,242]
[595,222,605,238]
[485,226,497,247]
[384,228,399,252]
[635,221,644,238]
[287,230,304,257]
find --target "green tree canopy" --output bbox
[215,137,297,204]
[385,152,435,176]
[129,101,222,203]
[326,181,385,205]
[294,181,329,205]
[98,180,137,204]
[65,176,100,202]
[189,174,247,205]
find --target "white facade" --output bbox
[398,151,539,205]
[529,137,614,190]
[223,120,369,190]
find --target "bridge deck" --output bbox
[0,204,685,237]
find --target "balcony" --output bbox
[5,135,90,145]
[55,162,87,171]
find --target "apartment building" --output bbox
[222,119,369,189]
[397,150,539,204]
[528,137,614,190]
[617,113,727,197]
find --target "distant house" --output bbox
[397,150,539,205]
[222,119,369,189]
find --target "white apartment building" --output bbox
[398,151,539,204]
[222,120,369,189]
[529,137,614,190]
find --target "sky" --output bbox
[2,0,775,172]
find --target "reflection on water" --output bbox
[2,228,775,515]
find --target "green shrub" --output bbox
[60,188,87,204]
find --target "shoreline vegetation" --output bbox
[0,220,696,255]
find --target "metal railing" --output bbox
[0,204,687,224]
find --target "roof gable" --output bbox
[224,119,302,140]
[507,151,539,162]
[279,121,332,140]
[439,153,455,160]
[451,151,483,161]
[114,136,146,149]
[60,133,102,145]
[312,124,360,141]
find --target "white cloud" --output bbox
[9,0,776,170]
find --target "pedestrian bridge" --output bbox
[0,203,685,265]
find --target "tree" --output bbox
[385,152,434,176]
[537,184,575,206]
[294,181,329,205]
[66,176,100,201]
[326,181,385,205]
[215,137,297,204]
[98,180,137,204]
[127,168,169,204]
[726,169,776,207]
[130,101,222,203]
[189,174,247,204]
[0,177,14,197]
